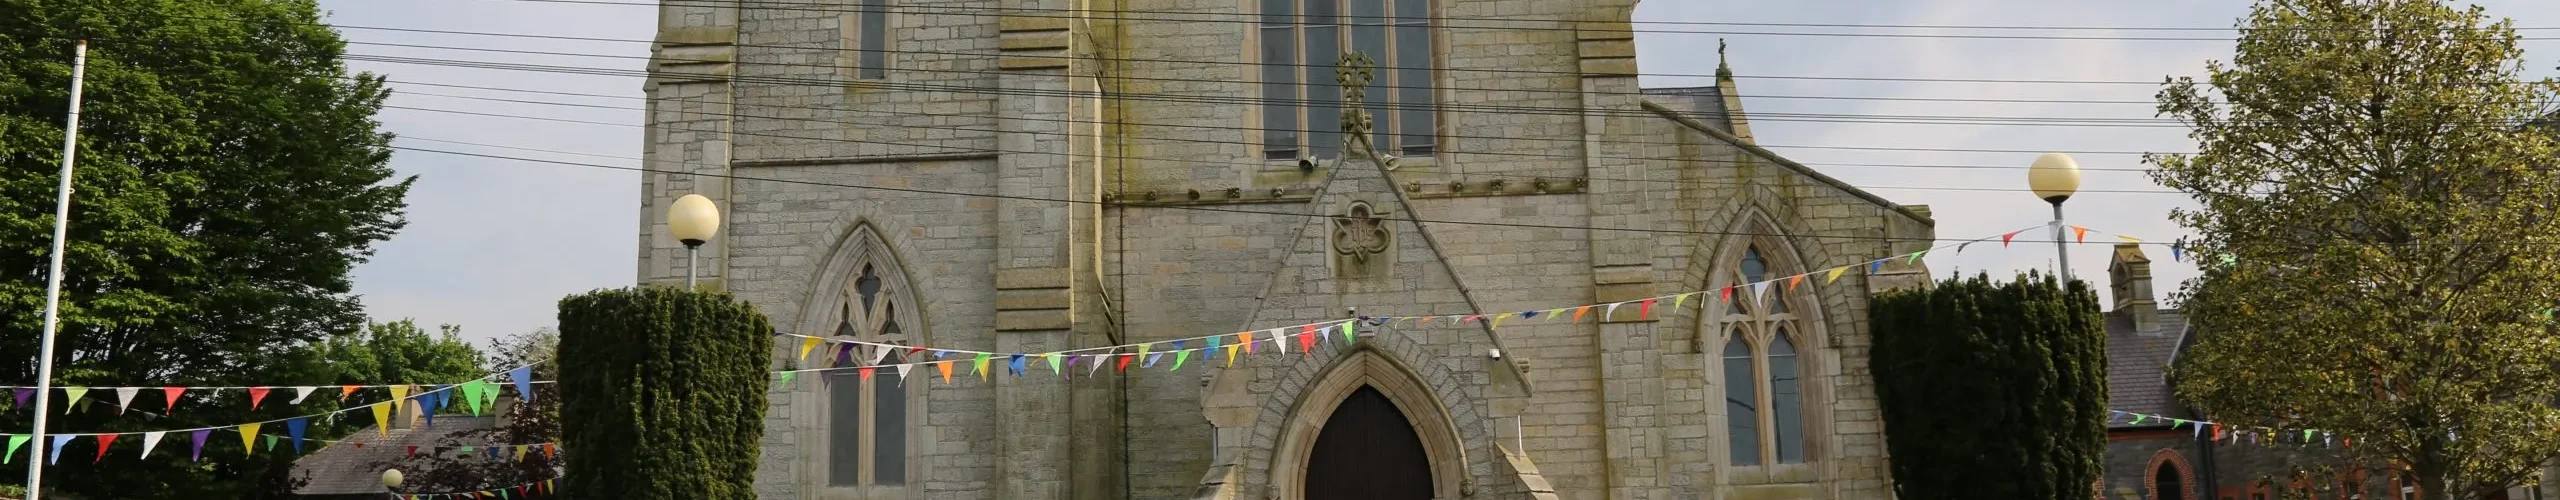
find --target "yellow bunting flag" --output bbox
[372,403,394,437]
[1672,293,1693,311]
[797,337,821,361]
[1223,345,1239,367]
[516,445,529,461]
[239,423,262,455]
[973,354,993,381]
[1489,313,1510,330]
[2117,235,2141,244]
[389,385,410,411]
[1826,266,1849,283]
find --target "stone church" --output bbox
[634,1,1937,499]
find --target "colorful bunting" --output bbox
[46,435,68,465]
[287,418,308,453]
[1827,266,1849,283]
[61,387,88,414]
[4,435,26,464]
[92,434,116,463]
[373,403,394,437]
[238,422,261,455]
[114,387,140,415]
[2072,226,2089,243]
[290,386,317,405]
[508,367,535,403]
[247,387,271,411]
[189,429,209,461]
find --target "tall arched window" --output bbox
[1257,0,1437,160]
[830,263,910,492]
[1718,244,1812,466]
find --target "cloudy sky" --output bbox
[312,0,2560,343]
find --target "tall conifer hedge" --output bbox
[556,287,771,500]
[1870,273,2108,500]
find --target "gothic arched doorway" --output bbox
[1305,386,1434,500]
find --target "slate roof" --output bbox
[2105,309,2192,429]
[291,416,498,496]
[1638,86,1733,133]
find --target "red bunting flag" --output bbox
[1638,298,1657,320]
[1721,286,1734,303]
[2002,232,2017,247]
[1297,328,1317,354]
[92,434,117,464]
[406,446,418,457]
[161,387,185,415]
[247,387,271,411]
[1116,354,1133,372]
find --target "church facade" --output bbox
[633,1,1937,499]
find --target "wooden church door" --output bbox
[1304,385,1435,500]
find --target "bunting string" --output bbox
[2109,410,2367,450]
[393,476,559,500]
[771,225,2060,374]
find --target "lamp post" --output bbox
[381,468,403,500]
[2028,153,2083,283]
[667,194,721,289]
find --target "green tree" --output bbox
[321,320,489,387]
[1870,273,2108,500]
[557,287,769,500]
[0,0,408,495]
[373,328,562,495]
[2152,1,2560,498]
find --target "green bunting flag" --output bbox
[5,435,26,464]
[776,372,798,388]
[1171,349,1190,372]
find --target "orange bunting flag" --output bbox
[338,385,358,403]
[1572,306,1592,322]
[2072,226,2089,243]
[1240,332,1256,355]
[938,361,955,383]
[1787,274,1805,291]
[543,443,557,459]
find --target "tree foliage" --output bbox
[557,287,769,500]
[0,0,409,495]
[2152,1,2560,498]
[1871,273,2109,500]
[372,328,561,496]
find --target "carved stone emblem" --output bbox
[1330,201,1392,276]
[1335,51,1380,163]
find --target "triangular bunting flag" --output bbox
[1787,274,1805,291]
[1672,293,1693,311]
[1116,354,1134,372]
[1172,347,1191,371]
[1638,299,1657,320]
[1827,266,1848,283]
[92,434,116,463]
[775,371,798,388]
[973,353,993,381]
[1223,345,1239,367]
[798,337,822,362]
[140,431,164,459]
[1751,281,1771,305]
[2002,231,2017,247]
[373,403,394,437]
[2072,226,2089,242]
[1,435,23,464]
[508,366,535,403]
[46,435,68,465]
[13,388,29,408]
[1906,250,1927,265]
[1869,260,1884,274]
[61,387,88,414]
[389,385,410,411]
[262,434,278,452]
[1341,322,1355,344]
[1265,329,1283,354]
[2118,235,2141,244]
[239,422,262,455]
[338,385,358,403]
[288,417,309,453]
[515,444,529,461]
[115,387,139,415]
[859,367,876,381]
[869,344,894,366]
[937,361,955,383]
[289,386,317,405]
[896,363,915,380]
[1007,354,1026,376]
[1573,306,1591,322]
[247,387,272,410]
[1298,327,1318,354]
[1490,313,1511,330]
[1045,353,1063,375]
[189,429,209,461]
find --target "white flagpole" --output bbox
[26,39,90,500]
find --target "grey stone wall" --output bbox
[641,1,1937,499]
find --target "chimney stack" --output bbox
[2108,243,2161,333]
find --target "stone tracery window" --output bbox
[1258,0,1437,160]
[830,263,910,492]
[1718,244,1811,467]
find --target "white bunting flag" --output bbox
[1604,302,1623,321]
[895,363,915,380]
[114,388,140,415]
[869,345,894,366]
[289,386,317,405]
[1752,281,1772,306]
[1271,328,1289,354]
[139,431,164,459]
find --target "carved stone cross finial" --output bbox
[1335,51,1378,160]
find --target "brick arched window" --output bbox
[2148,448,2197,500]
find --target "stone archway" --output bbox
[1269,350,1467,500]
